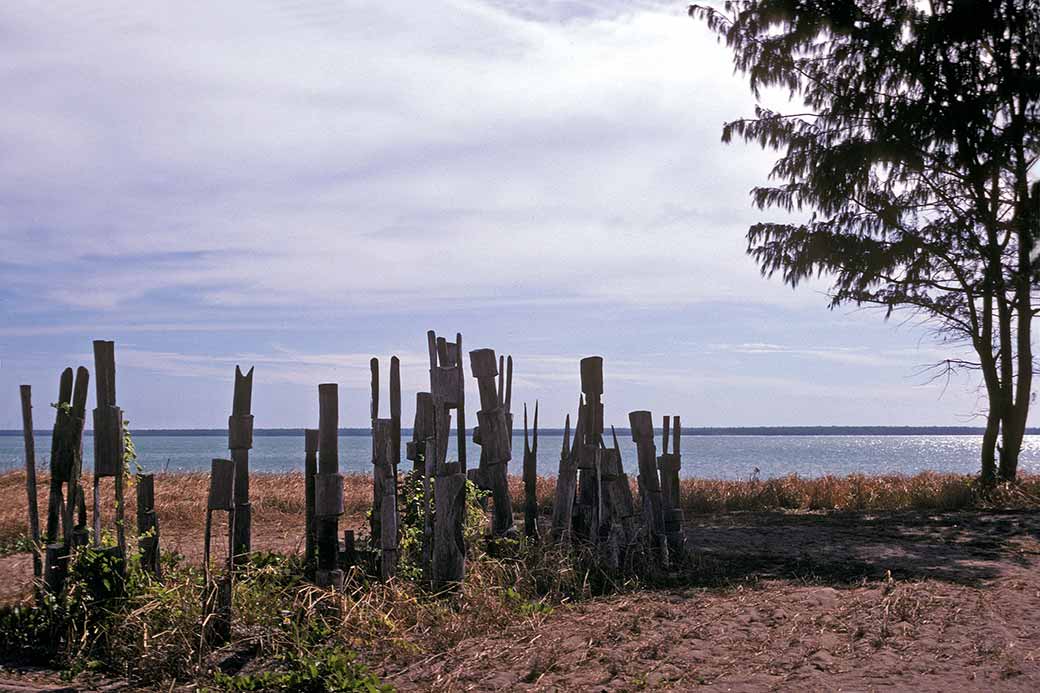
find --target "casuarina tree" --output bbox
[692,0,1040,480]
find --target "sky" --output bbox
[0,0,996,430]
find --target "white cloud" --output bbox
[0,0,804,318]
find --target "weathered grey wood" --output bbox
[390,355,401,475]
[551,414,577,542]
[229,365,254,566]
[44,543,67,595]
[92,475,101,547]
[380,429,398,579]
[340,529,356,568]
[575,357,605,541]
[427,330,438,369]
[469,349,498,407]
[455,333,467,472]
[408,392,435,470]
[136,474,161,577]
[496,354,505,406]
[432,471,466,589]
[203,456,236,643]
[316,384,342,588]
[92,405,123,477]
[20,385,41,578]
[314,473,345,516]
[304,428,318,576]
[45,369,73,543]
[630,410,666,560]
[318,384,339,473]
[505,356,513,415]
[657,415,684,558]
[468,347,514,535]
[91,340,125,559]
[93,340,116,407]
[371,417,392,545]
[208,459,235,510]
[523,402,539,538]
[63,368,88,546]
[422,435,434,578]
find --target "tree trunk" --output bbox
[980,404,999,484]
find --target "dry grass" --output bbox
[4,470,1039,548]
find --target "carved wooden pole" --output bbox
[523,402,539,538]
[229,366,254,566]
[304,428,318,578]
[599,426,637,567]
[469,348,514,536]
[20,385,41,578]
[455,333,467,473]
[204,458,235,644]
[46,368,72,544]
[93,341,125,560]
[407,392,435,472]
[136,474,161,577]
[657,415,684,559]
[66,367,89,549]
[315,384,344,588]
[378,425,398,579]
[427,330,464,472]
[550,414,575,542]
[431,395,466,588]
[630,410,666,563]
[575,357,604,541]
[370,358,382,544]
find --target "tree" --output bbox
[691,0,1040,481]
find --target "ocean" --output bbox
[3,430,1040,480]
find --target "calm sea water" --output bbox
[3,433,1040,480]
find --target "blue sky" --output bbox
[0,0,990,429]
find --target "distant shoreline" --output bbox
[3,426,1037,437]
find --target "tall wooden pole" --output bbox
[523,402,539,539]
[304,428,318,578]
[93,340,125,559]
[229,366,254,566]
[46,368,73,543]
[19,385,41,578]
[66,367,89,548]
[315,384,344,588]
[469,348,514,536]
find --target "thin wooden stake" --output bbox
[20,385,41,578]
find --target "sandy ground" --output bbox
[3,509,1040,691]
[387,510,1040,691]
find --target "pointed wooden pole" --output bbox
[65,368,88,548]
[229,365,254,566]
[20,385,41,578]
[523,402,539,538]
[46,368,72,544]
[551,412,576,542]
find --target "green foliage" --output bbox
[212,649,390,693]
[395,466,488,584]
[123,420,141,476]
[691,0,1040,479]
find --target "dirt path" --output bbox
[387,509,1040,691]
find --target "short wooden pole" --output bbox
[136,474,161,577]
